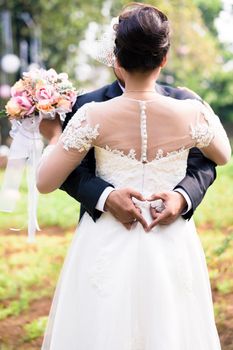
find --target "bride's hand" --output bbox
[39,115,62,144]
[147,191,187,231]
[104,188,148,231]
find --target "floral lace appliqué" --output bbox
[105,145,137,160]
[190,108,215,148]
[155,147,186,160]
[89,251,111,297]
[177,257,193,295]
[61,104,99,152]
[104,145,188,163]
[89,242,114,297]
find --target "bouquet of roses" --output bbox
[4,68,77,121]
[0,68,77,243]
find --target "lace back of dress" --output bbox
[92,96,211,163]
[61,96,218,164]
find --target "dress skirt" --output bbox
[42,212,221,350]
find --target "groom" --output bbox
[55,69,216,229]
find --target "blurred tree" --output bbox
[115,0,221,90]
[191,0,233,124]
[0,0,106,76]
[193,0,222,35]
[0,0,222,85]
[203,70,233,123]
[0,0,232,124]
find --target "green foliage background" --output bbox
[0,0,233,124]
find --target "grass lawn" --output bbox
[0,159,232,349]
[0,170,80,230]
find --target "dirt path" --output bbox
[0,226,68,237]
[0,297,51,350]
[214,292,233,350]
[0,292,232,349]
[0,227,232,349]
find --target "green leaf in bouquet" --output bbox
[0,109,7,119]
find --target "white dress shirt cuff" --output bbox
[95,186,115,212]
[174,188,192,215]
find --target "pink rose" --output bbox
[35,86,60,105]
[6,96,35,118]
[64,90,77,105]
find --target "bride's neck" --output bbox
[123,68,160,92]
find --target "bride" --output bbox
[37,4,231,350]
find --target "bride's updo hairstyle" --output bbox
[114,3,170,72]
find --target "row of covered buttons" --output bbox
[139,101,148,163]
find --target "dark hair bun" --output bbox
[114,4,170,72]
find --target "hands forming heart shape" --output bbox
[105,188,187,232]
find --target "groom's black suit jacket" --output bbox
[60,80,216,221]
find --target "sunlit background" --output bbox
[0,0,233,147]
[0,1,232,349]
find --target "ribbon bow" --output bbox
[0,115,44,242]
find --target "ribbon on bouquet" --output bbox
[0,115,44,242]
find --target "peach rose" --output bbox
[6,99,22,118]
[56,98,72,112]
[11,79,27,97]
[36,100,54,112]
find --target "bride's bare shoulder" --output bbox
[86,95,202,119]
[157,95,202,115]
[86,96,127,116]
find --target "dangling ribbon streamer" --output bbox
[0,116,44,242]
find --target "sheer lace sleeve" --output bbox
[37,103,100,193]
[61,103,99,152]
[189,100,231,165]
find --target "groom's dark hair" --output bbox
[114,3,170,72]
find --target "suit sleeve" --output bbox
[174,147,216,220]
[60,100,114,221]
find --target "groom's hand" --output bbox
[105,188,148,231]
[147,191,186,230]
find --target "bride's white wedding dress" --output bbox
[38,95,230,350]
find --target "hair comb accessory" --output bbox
[91,17,118,67]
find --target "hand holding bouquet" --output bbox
[0,68,77,242]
